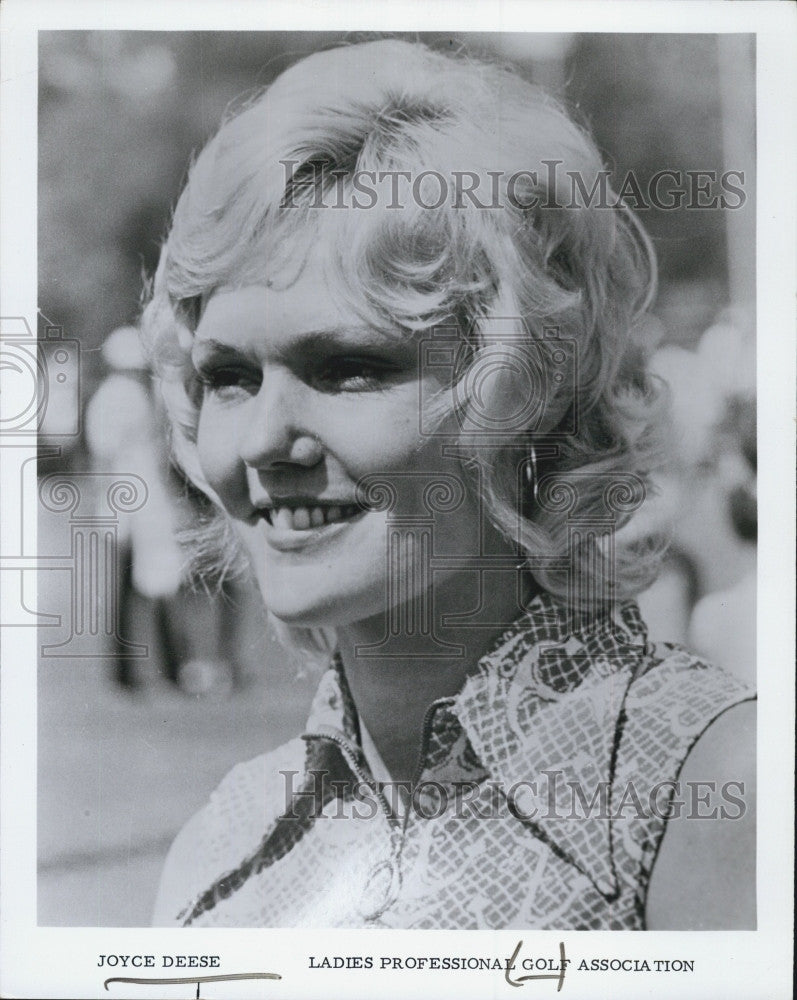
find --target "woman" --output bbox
[144,39,755,929]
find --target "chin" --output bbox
[255,560,386,628]
[264,603,334,628]
[262,589,381,631]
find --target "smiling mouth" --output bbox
[259,503,364,531]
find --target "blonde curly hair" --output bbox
[140,39,668,652]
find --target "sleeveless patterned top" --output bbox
[155,594,753,929]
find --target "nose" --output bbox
[238,373,323,471]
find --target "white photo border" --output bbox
[1,2,795,998]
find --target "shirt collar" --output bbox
[451,594,648,899]
[303,593,649,900]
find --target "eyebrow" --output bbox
[190,339,247,362]
[298,325,404,346]
[192,324,408,359]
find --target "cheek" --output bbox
[320,397,423,473]
[337,380,460,474]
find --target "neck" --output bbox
[336,572,529,784]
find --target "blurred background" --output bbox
[36,31,756,924]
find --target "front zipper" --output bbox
[301,729,404,920]
[402,696,456,835]
[301,703,454,921]
[301,728,403,828]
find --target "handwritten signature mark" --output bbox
[104,971,281,995]
[505,941,568,991]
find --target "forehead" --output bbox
[197,232,350,338]
[191,197,463,350]
[196,283,352,349]
[195,271,408,359]
[196,201,437,350]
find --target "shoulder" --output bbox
[616,642,753,801]
[623,642,753,740]
[646,700,756,928]
[152,738,306,926]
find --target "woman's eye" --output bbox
[313,356,402,392]
[195,366,260,399]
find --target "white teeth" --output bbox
[292,507,311,530]
[272,507,293,530]
[265,503,364,530]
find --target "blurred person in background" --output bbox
[140,40,755,931]
[85,325,185,691]
[639,308,755,642]
[687,394,756,687]
[85,325,240,695]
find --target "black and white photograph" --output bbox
[0,2,794,998]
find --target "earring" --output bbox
[525,445,538,499]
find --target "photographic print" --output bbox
[1,2,794,998]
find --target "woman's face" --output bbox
[193,248,486,629]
